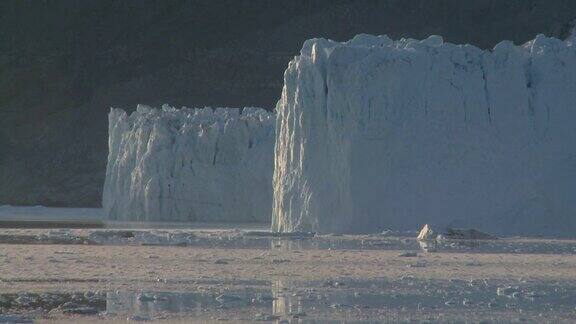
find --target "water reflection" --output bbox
[274,279,576,322]
[2,277,576,322]
[272,279,307,318]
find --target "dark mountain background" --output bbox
[0,0,575,207]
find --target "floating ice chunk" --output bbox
[417,224,435,241]
[497,286,520,297]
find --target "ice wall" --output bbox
[103,105,275,222]
[273,34,576,236]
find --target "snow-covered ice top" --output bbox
[103,105,275,222]
[273,34,576,236]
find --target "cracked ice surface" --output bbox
[273,34,576,235]
[104,105,275,222]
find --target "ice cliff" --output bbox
[272,34,576,236]
[103,105,275,222]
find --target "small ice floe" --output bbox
[417,224,496,241]
[330,303,349,309]
[37,229,85,244]
[14,294,36,307]
[462,298,473,306]
[444,298,457,306]
[469,279,488,287]
[154,276,167,284]
[497,286,520,297]
[379,230,393,237]
[322,280,344,288]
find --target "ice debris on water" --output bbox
[462,298,473,306]
[87,230,196,246]
[497,286,520,297]
[444,298,457,306]
[323,280,345,288]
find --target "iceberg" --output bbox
[272,34,576,236]
[103,105,275,222]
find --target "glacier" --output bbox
[272,34,576,236]
[103,105,275,222]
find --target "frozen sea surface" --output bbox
[1,278,575,323]
[0,222,574,322]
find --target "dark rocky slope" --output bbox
[0,0,574,206]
